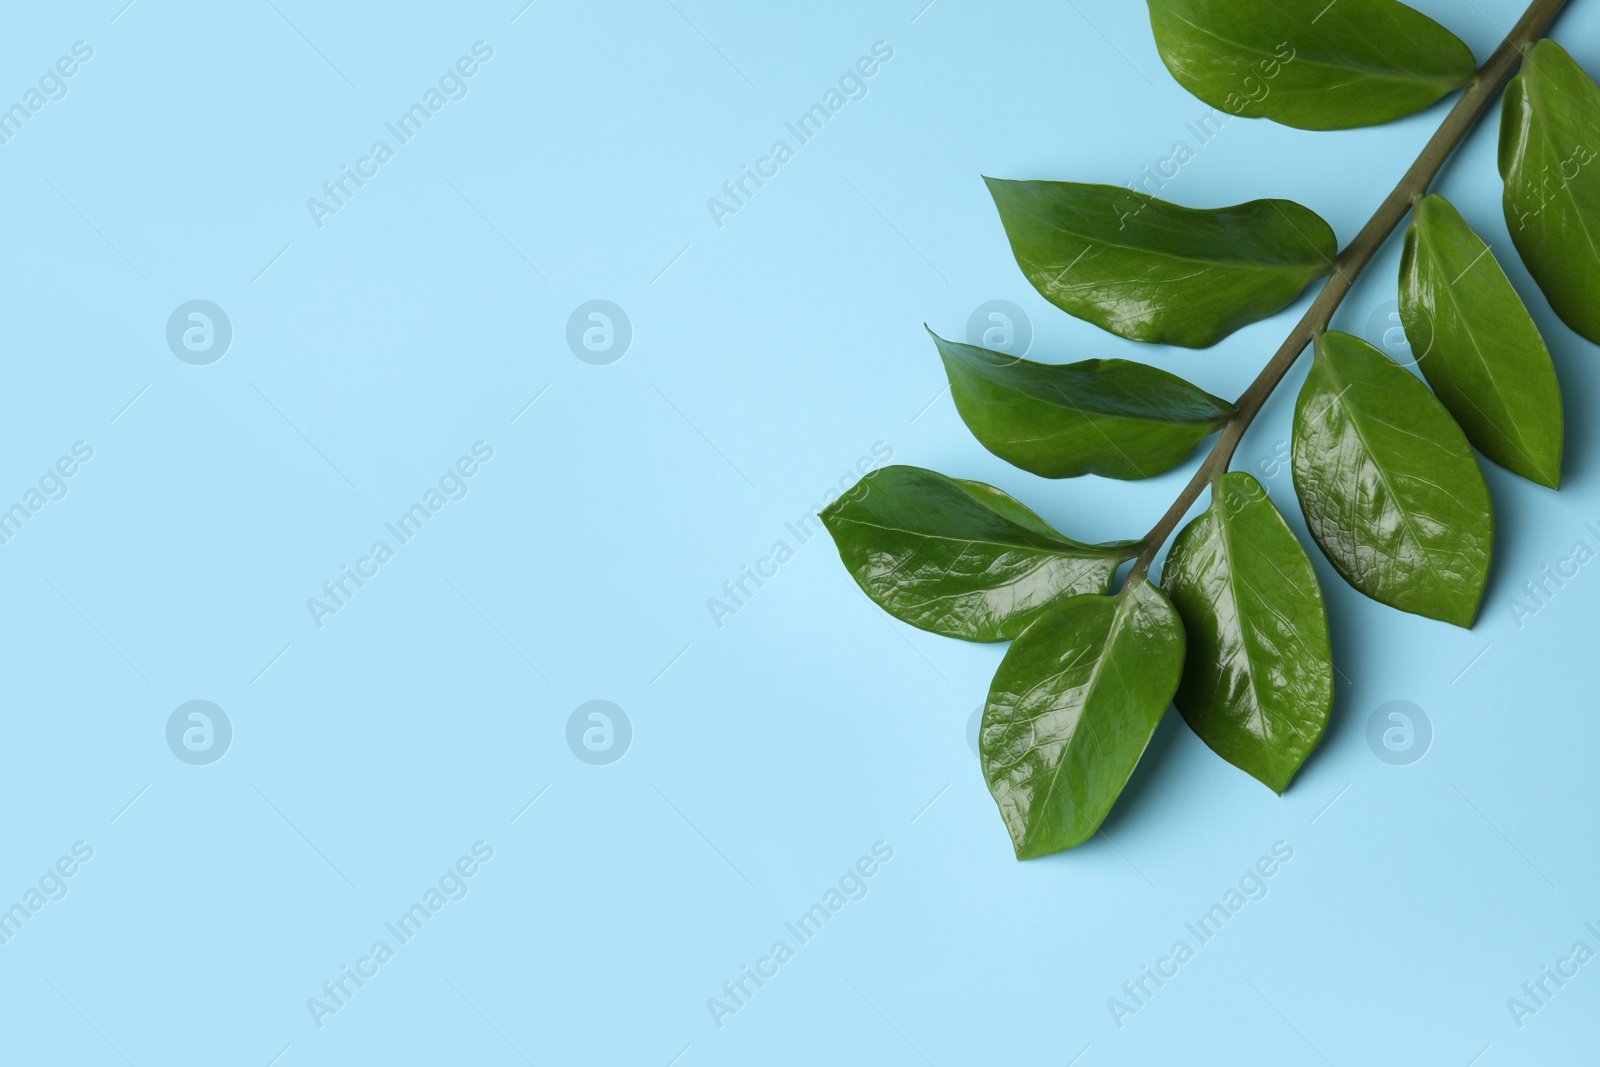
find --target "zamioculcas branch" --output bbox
[822,0,1597,859]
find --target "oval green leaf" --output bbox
[930,329,1236,479]
[1291,331,1493,627]
[982,581,1185,859]
[1499,39,1600,345]
[821,465,1138,642]
[984,179,1337,349]
[1400,194,1563,488]
[1146,0,1475,130]
[1162,472,1333,794]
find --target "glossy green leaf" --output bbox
[1163,472,1333,794]
[821,465,1138,642]
[984,179,1337,349]
[1291,331,1493,627]
[981,581,1185,859]
[930,329,1236,479]
[1499,39,1600,345]
[1400,194,1563,488]
[1146,0,1475,131]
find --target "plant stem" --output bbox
[1133,0,1572,571]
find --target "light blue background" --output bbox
[1,0,1597,1063]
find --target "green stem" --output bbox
[1132,0,1572,573]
